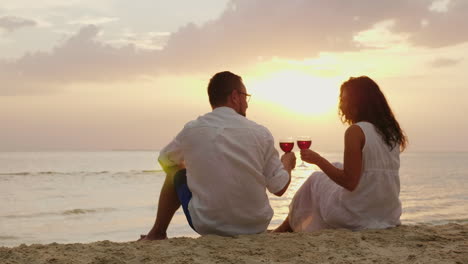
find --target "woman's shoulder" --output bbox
[346,123,364,135]
[345,124,365,148]
[354,121,373,128]
[353,121,378,135]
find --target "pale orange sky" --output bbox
[1,0,468,152]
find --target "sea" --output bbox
[0,151,467,247]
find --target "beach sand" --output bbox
[1,223,467,264]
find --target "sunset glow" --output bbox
[1,0,468,152]
[248,70,341,116]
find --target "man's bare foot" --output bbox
[137,232,167,241]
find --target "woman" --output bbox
[275,76,408,232]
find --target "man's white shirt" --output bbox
[158,107,289,236]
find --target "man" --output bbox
[140,71,296,240]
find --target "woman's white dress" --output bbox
[288,121,402,231]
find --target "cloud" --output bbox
[68,16,119,26]
[0,16,37,32]
[406,0,468,48]
[107,30,171,50]
[2,0,468,95]
[0,25,158,95]
[429,0,451,12]
[161,0,468,70]
[429,57,463,68]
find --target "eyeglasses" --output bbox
[237,91,251,102]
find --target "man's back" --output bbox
[141,71,295,241]
[161,107,289,235]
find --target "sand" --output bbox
[1,223,467,264]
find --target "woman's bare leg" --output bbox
[273,216,293,232]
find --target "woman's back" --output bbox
[337,121,402,229]
[357,121,400,172]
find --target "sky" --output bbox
[1,0,467,152]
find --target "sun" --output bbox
[247,70,341,116]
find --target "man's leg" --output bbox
[141,166,182,240]
[173,169,195,231]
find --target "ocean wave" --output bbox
[0,171,68,176]
[0,170,164,177]
[3,208,117,219]
[142,170,164,173]
[432,218,468,224]
[62,208,116,215]
[0,236,19,240]
[0,172,31,176]
[417,218,468,225]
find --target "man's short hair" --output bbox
[207,71,244,107]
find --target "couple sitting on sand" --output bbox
[139,71,408,240]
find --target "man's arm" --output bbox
[260,126,296,197]
[274,152,295,196]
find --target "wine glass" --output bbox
[279,137,294,153]
[297,136,312,168]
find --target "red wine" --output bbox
[297,140,312,150]
[279,142,294,152]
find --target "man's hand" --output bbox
[281,152,296,172]
[275,152,296,197]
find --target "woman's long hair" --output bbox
[339,76,408,151]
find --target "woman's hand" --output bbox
[300,149,323,165]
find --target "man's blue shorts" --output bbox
[173,169,196,231]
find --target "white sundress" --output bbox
[288,121,402,231]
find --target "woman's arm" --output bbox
[300,125,364,191]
